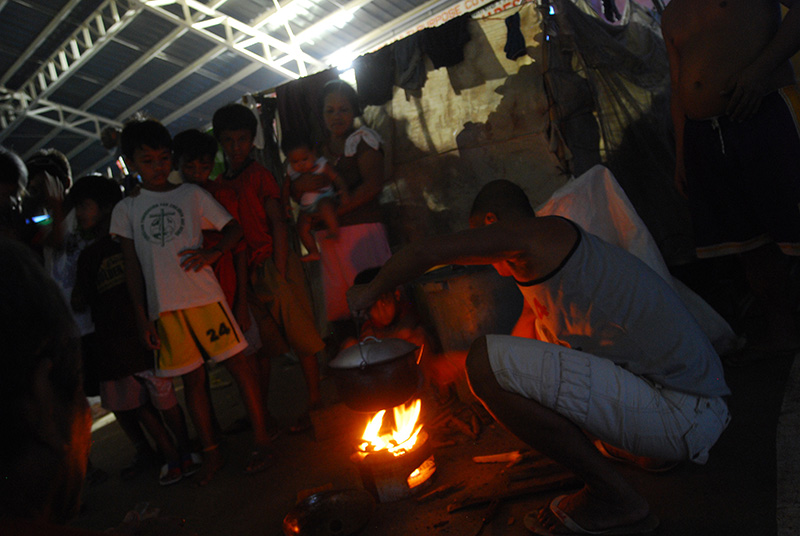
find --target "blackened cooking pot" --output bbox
[328,337,420,413]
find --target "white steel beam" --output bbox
[0,0,84,87]
[8,96,122,141]
[138,0,327,79]
[16,0,230,158]
[0,0,142,142]
[112,1,311,126]
[15,0,141,103]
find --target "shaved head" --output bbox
[469,179,535,222]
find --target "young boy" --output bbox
[280,135,350,262]
[173,128,280,437]
[211,103,326,432]
[172,129,244,328]
[109,118,273,485]
[71,174,200,486]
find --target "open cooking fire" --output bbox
[352,398,436,502]
[356,398,423,458]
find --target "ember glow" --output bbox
[357,399,423,457]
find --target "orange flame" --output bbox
[358,399,423,458]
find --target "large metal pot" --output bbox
[329,337,420,413]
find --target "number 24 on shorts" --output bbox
[207,322,231,342]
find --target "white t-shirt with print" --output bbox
[110,183,231,320]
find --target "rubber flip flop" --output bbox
[523,495,659,535]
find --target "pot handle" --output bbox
[357,336,381,367]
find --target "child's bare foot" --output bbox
[301,252,320,262]
[197,445,223,487]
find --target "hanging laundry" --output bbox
[276,68,340,143]
[421,14,472,69]
[602,0,621,22]
[354,46,395,106]
[394,33,427,90]
[504,12,527,60]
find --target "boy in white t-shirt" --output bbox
[110,118,273,485]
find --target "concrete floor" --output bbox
[68,339,799,536]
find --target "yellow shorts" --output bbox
[154,301,248,377]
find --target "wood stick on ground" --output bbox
[447,473,581,513]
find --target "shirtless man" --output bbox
[348,180,730,535]
[663,0,800,361]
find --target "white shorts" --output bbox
[486,335,731,464]
[99,370,178,412]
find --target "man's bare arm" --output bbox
[348,221,535,312]
[727,0,800,120]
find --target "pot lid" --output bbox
[329,337,418,369]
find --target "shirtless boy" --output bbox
[662,0,800,360]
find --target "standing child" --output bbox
[280,135,350,262]
[110,118,273,485]
[212,103,326,433]
[173,129,280,437]
[71,174,200,486]
[172,129,251,336]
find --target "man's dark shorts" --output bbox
[683,86,800,258]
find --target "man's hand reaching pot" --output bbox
[346,283,377,315]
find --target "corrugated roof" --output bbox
[0,0,463,177]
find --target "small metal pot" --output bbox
[282,488,376,536]
[329,337,420,413]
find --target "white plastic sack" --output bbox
[536,164,739,356]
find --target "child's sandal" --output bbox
[159,461,182,486]
[181,452,202,478]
